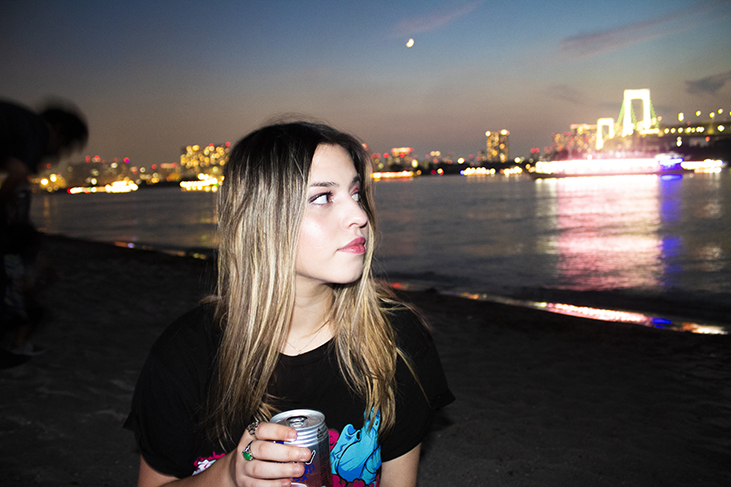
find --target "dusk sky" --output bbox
[2,0,730,167]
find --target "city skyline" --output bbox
[2,0,730,167]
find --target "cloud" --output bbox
[685,70,731,95]
[395,1,482,36]
[546,84,586,106]
[560,20,668,58]
[560,0,727,58]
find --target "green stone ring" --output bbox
[242,441,255,461]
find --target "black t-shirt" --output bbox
[124,304,454,485]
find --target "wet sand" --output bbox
[1,235,730,486]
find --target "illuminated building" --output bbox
[548,124,599,159]
[564,124,597,156]
[180,142,231,176]
[63,156,137,188]
[390,147,413,157]
[485,130,509,163]
[385,147,417,170]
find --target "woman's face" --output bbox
[295,144,369,290]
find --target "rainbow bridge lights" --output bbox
[621,89,657,136]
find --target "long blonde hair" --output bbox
[208,121,402,445]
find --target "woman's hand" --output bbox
[136,422,312,487]
[229,421,312,486]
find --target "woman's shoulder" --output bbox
[381,300,433,351]
[148,302,220,364]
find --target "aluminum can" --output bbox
[270,409,333,487]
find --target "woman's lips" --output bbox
[339,237,366,254]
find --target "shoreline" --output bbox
[1,235,730,486]
[42,233,731,335]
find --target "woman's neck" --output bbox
[285,283,333,355]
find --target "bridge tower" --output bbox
[619,89,657,136]
[596,118,615,150]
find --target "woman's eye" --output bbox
[352,191,361,203]
[311,192,331,205]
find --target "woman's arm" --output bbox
[379,443,421,487]
[138,456,179,487]
[136,423,311,487]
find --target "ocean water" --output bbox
[30,171,731,327]
[374,173,731,294]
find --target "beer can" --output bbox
[270,409,333,487]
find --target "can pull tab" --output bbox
[287,416,307,428]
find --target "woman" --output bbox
[125,121,454,486]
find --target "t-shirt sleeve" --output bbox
[123,307,216,478]
[380,307,455,461]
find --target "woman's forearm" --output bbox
[380,444,421,487]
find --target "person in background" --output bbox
[0,99,88,369]
[125,120,454,486]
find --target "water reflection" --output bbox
[542,175,663,290]
[452,291,728,335]
[374,178,418,257]
[31,187,219,249]
[662,172,730,293]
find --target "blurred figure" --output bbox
[1,99,88,369]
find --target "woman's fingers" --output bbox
[232,422,312,485]
[236,441,309,485]
[241,451,305,481]
[249,422,296,443]
[244,438,311,464]
[243,422,311,463]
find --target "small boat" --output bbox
[530,154,727,178]
[530,155,691,178]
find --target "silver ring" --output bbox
[242,440,255,461]
[247,420,261,438]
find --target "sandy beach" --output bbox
[1,235,729,486]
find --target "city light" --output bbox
[67,180,138,194]
[27,89,730,194]
[390,147,413,157]
[501,166,523,175]
[460,167,495,176]
[372,170,415,180]
[680,159,726,173]
[485,129,510,163]
[105,180,139,193]
[180,174,220,191]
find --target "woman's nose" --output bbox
[345,198,368,228]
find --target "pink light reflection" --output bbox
[552,175,662,290]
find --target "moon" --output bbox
[406,38,414,48]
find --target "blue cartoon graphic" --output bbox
[330,411,381,485]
